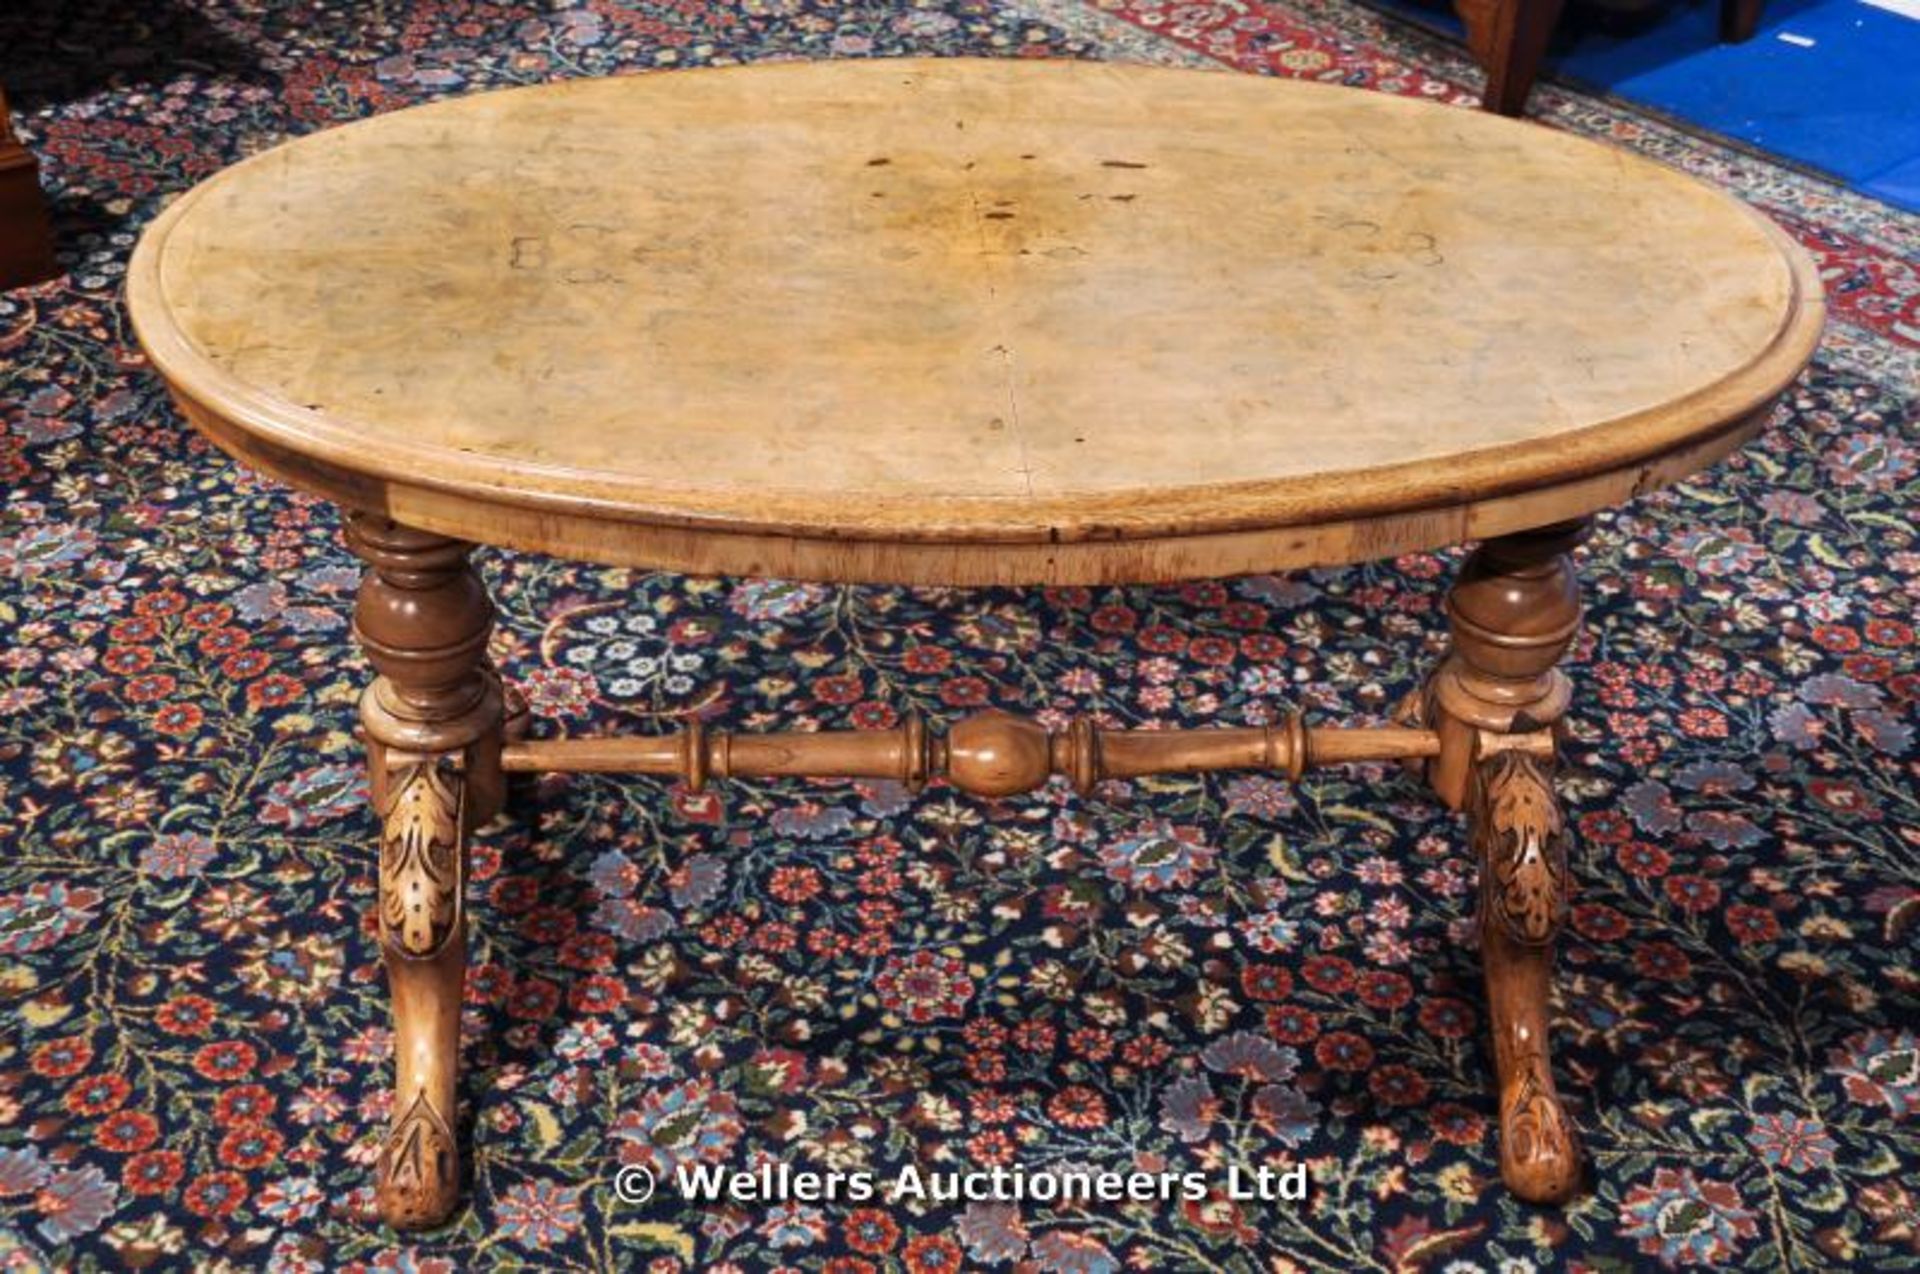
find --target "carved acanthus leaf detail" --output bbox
[1502,1064,1581,1198]
[380,1090,456,1227]
[1472,746,1568,946]
[380,761,465,957]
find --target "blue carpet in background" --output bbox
[1375,0,1920,212]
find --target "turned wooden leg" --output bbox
[1456,0,1568,117]
[349,514,502,1230]
[1422,520,1587,1203]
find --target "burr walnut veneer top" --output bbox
[127,58,1823,584]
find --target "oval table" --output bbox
[126,58,1823,1229]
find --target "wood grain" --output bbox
[126,58,1824,585]
[1402,522,1588,1202]
[496,710,1441,788]
[348,515,503,1230]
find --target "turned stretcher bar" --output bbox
[498,708,1441,796]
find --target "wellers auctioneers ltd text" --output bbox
[662,1161,1311,1205]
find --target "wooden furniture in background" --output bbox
[126,57,1823,1228]
[1719,0,1767,41]
[1456,0,1570,115]
[0,86,57,288]
[1456,0,1769,115]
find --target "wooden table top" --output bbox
[127,58,1822,585]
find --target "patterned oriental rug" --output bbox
[2,2,1917,1271]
